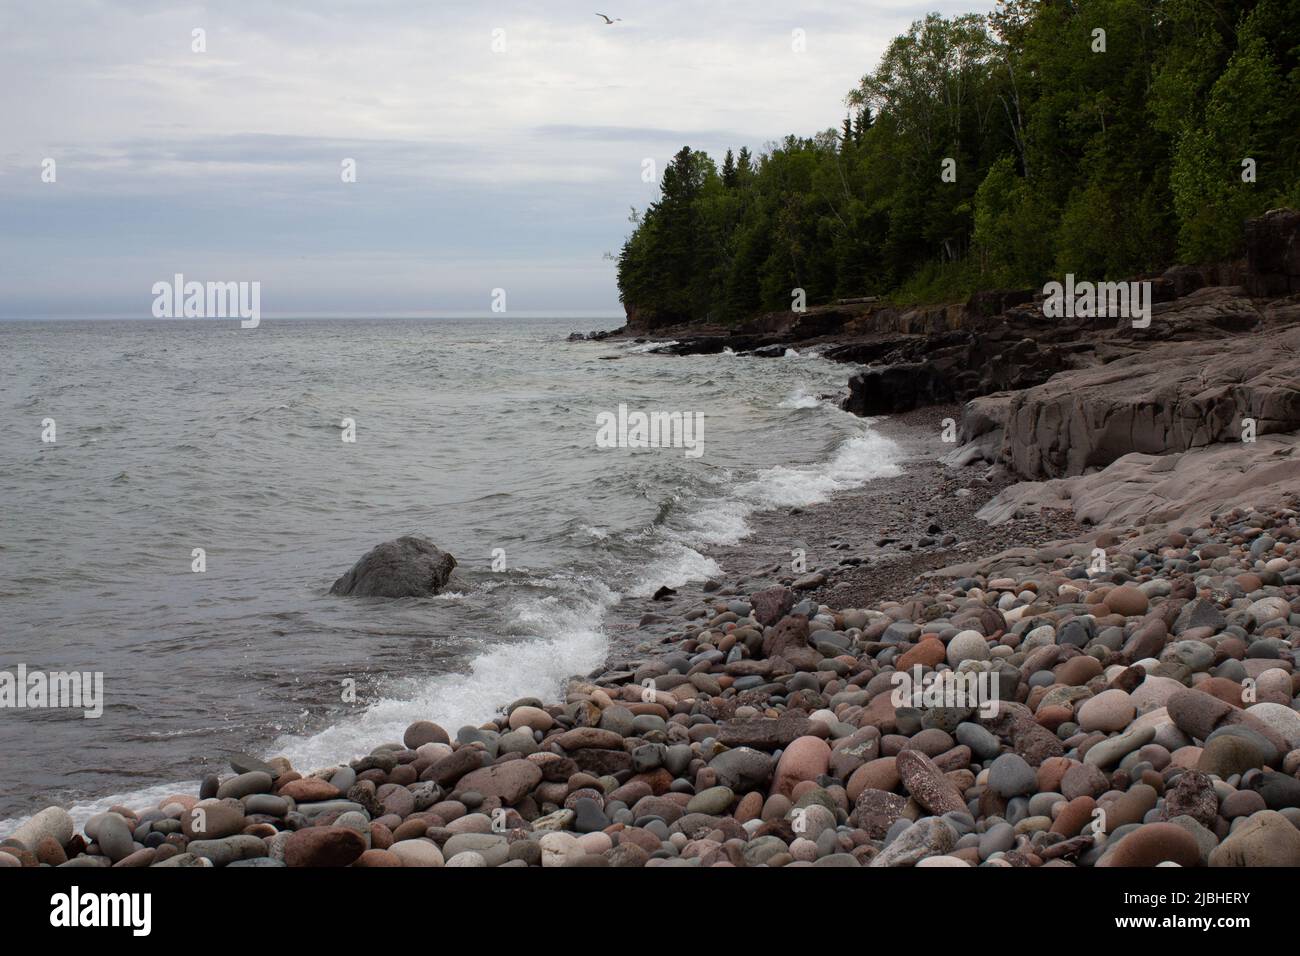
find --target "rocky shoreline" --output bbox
[5,420,1298,867]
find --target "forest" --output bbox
[616,0,1300,324]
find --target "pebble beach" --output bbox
[6,484,1299,868]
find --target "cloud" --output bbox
[0,0,993,316]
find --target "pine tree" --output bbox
[736,146,753,182]
[852,106,873,144]
[721,148,737,187]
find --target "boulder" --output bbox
[1245,207,1300,297]
[330,536,456,598]
[750,586,796,627]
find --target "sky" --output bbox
[0,0,988,319]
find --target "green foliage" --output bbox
[972,156,1057,286]
[1172,37,1287,259]
[892,258,985,306]
[617,1,1300,322]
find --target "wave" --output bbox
[0,780,202,834]
[778,387,823,409]
[628,418,902,595]
[271,580,615,773]
[623,340,676,353]
[626,542,723,596]
[674,424,902,550]
[0,581,618,832]
[734,427,902,511]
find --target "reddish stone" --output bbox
[370,823,394,850]
[283,826,366,867]
[896,639,946,671]
[847,757,899,802]
[1035,705,1074,731]
[278,778,343,802]
[454,760,543,804]
[1104,586,1149,617]
[1051,796,1096,837]
[858,693,899,733]
[1199,677,1244,708]
[735,791,764,824]
[1054,655,1103,686]
[770,736,831,798]
[1036,757,1075,794]
[34,836,67,866]
[1098,823,1201,867]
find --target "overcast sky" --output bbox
[0,0,986,318]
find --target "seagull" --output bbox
[595,13,622,24]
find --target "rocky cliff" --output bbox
[958,294,1300,480]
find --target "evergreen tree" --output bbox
[852,106,873,144]
[721,149,737,188]
[736,147,754,182]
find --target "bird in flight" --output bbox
[595,13,622,24]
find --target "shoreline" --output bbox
[599,402,1087,674]
[6,391,952,831]
[13,379,1297,868]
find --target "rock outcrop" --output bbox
[1246,208,1300,298]
[843,282,1291,418]
[330,536,457,598]
[962,316,1300,481]
[567,328,621,342]
[976,433,1300,531]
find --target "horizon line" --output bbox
[0,310,627,323]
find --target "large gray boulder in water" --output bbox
[330,536,457,598]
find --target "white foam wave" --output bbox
[677,426,903,550]
[778,387,823,409]
[737,428,903,509]
[624,340,676,353]
[272,582,615,773]
[628,424,904,603]
[626,542,723,597]
[0,779,204,834]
